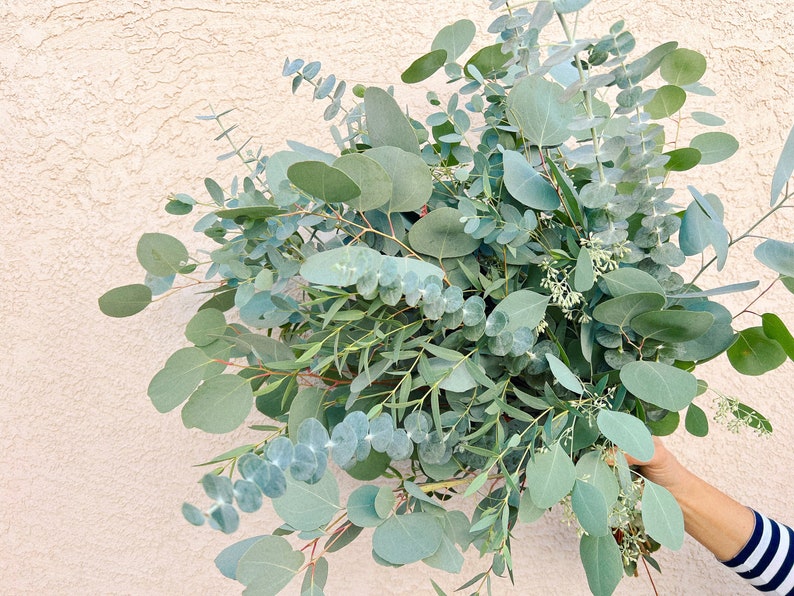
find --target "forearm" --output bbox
[663,466,755,561]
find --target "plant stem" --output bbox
[557,13,606,184]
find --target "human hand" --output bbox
[623,436,690,492]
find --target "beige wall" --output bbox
[3,1,793,594]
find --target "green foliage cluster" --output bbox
[101,1,794,594]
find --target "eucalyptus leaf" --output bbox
[771,124,794,205]
[402,49,447,84]
[762,313,794,360]
[689,132,739,165]
[181,374,254,433]
[525,443,576,508]
[491,290,550,332]
[365,146,433,212]
[332,153,392,211]
[431,19,476,62]
[629,309,714,342]
[409,207,480,259]
[148,347,219,413]
[579,534,623,596]
[98,284,152,318]
[287,161,361,203]
[572,480,609,537]
[364,87,421,154]
[754,239,794,277]
[506,76,575,148]
[727,327,787,375]
[619,361,698,410]
[272,471,340,531]
[372,513,444,564]
[600,268,664,297]
[596,410,654,461]
[592,292,666,328]
[641,479,684,549]
[136,233,189,277]
[502,150,560,210]
[660,48,707,86]
[236,535,305,591]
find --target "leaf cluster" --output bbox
[100,1,794,595]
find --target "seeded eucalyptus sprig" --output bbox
[100,1,794,594]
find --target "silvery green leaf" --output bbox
[771,125,794,206]
[234,479,263,513]
[266,437,295,470]
[385,429,413,460]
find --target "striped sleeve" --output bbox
[721,509,794,595]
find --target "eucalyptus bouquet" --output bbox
[100,1,794,594]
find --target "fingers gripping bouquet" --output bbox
[101,1,794,594]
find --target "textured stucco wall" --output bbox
[2,1,792,594]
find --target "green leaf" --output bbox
[408,207,480,259]
[502,150,560,210]
[619,361,698,411]
[689,132,739,165]
[600,269,665,297]
[300,245,380,286]
[727,327,787,375]
[374,486,395,518]
[266,151,303,205]
[98,284,152,317]
[365,146,433,212]
[332,153,392,211]
[574,247,595,292]
[423,535,464,574]
[181,374,253,433]
[762,313,794,360]
[596,410,654,461]
[579,534,623,596]
[204,177,224,205]
[287,161,361,203]
[572,480,609,537]
[136,232,189,277]
[431,19,476,62]
[236,535,305,592]
[214,206,282,221]
[401,49,447,84]
[575,452,619,507]
[660,48,707,86]
[754,239,794,277]
[630,309,714,342]
[214,535,265,579]
[592,292,666,328]
[148,347,220,413]
[771,125,794,206]
[364,87,420,155]
[645,85,686,119]
[300,557,328,596]
[464,43,510,77]
[663,147,702,172]
[347,485,387,528]
[235,333,294,363]
[692,111,726,126]
[685,403,709,437]
[372,513,444,564]
[641,479,684,549]
[491,289,550,332]
[288,388,327,441]
[518,490,546,523]
[525,443,576,508]
[677,301,737,362]
[185,308,227,347]
[553,0,592,13]
[545,354,583,395]
[272,471,340,531]
[506,75,575,148]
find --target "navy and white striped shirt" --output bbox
[722,510,794,595]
